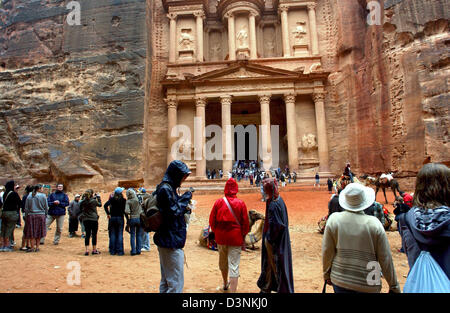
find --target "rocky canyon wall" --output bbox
[0,0,147,191]
[322,0,449,189]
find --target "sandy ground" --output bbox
[0,185,410,293]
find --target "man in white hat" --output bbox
[322,183,401,293]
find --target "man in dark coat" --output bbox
[257,178,294,293]
[154,160,193,293]
[42,183,69,245]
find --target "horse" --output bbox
[360,173,401,204]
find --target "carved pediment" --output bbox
[191,62,300,82]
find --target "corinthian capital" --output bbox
[193,11,205,19]
[258,94,271,104]
[278,5,289,13]
[307,3,317,11]
[312,93,325,103]
[220,95,232,106]
[284,93,296,104]
[165,97,178,109]
[195,97,207,108]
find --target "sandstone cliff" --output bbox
[0,0,147,191]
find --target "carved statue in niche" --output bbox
[236,26,248,48]
[292,21,307,45]
[301,133,317,151]
[179,28,194,51]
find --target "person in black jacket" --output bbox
[104,187,127,255]
[154,160,193,293]
[1,181,22,251]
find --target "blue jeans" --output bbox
[332,283,362,293]
[141,231,150,250]
[109,216,124,255]
[129,218,142,254]
[158,246,184,293]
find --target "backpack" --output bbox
[140,183,172,232]
[399,213,450,293]
[140,191,163,232]
[403,251,450,293]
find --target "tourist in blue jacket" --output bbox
[154,160,193,293]
[41,183,69,245]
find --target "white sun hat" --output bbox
[339,183,376,212]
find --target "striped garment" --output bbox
[322,210,401,293]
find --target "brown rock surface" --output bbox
[0,0,147,190]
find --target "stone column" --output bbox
[279,6,290,57]
[249,12,258,59]
[284,93,299,171]
[166,97,178,165]
[221,96,233,174]
[168,13,177,63]
[313,92,330,172]
[259,94,272,170]
[226,13,236,61]
[307,4,319,55]
[195,97,207,177]
[194,11,205,62]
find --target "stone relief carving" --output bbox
[292,21,307,45]
[301,133,317,151]
[179,28,194,50]
[236,27,248,48]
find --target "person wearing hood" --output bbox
[68,194,81,238]
[0,180,22,252]
[125,188,143,256]
[322,183,401,293]
[398,163,450,279]
[138,188,152,252]
[209,178,250,293]
[42,183,69,245]
[257,178,294,293]
[154,160,193,293]
[104,187,126,255]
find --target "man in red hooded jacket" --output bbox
[209,178,249,293]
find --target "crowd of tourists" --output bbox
[0,182,152,255]
[0,161,448,293]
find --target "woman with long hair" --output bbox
[79,189,102,256]
[23,184,48,252]
[0,180,21,252]
[399,163,450,279]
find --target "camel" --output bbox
[360,173,401,204]
[244,218,264,250]
[198,209,265,249]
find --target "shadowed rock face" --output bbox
[0,0,146,191]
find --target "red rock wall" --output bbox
[0,0,147,191]
[322,0,449,189]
